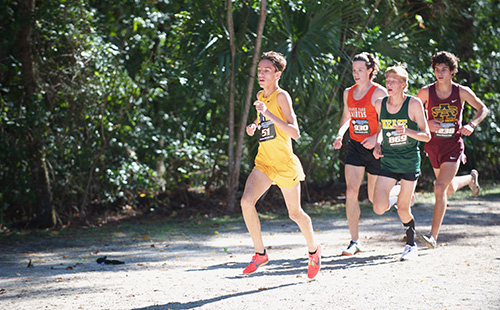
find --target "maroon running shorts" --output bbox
[424,137,466,169]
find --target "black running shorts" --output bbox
[345,140,380,175]
[378,169,420,182]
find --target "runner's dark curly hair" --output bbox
[353,52,380,80]
[431,51,460,75]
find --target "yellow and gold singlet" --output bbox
[254,89,305,188]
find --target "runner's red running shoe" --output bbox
[243,252,269,274]
[307,245,321,279]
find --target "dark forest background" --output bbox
[1,0,499,229]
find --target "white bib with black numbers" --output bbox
[352,119,371,135]
[435,122,456,138]
[386,130,408,147]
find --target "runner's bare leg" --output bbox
[345,165,366,242]
[431,161,460,239]
[281,182,317,253]
[241,169,273,253]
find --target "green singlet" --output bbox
[379,96,421,174]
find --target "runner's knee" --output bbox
[372,200,386,215]
[446,184,456,196]
[434,182,448,196]
[346,184,360,199]
[240,195,256,211]
[288,208,307,223]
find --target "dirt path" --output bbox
[1,194,499,310]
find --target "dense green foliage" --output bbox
[1,0,499,228]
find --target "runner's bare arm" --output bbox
[372,98,384,159]
[459,86,489,136]
[255,91,300,140]
[372,128,383,159]
[398,97,431,142]
[417,86,441,132]
[247,92,264,136]
[333,89,352,149]
[360,85,388,149]
[371,86,388,106]
[246,123,257,136]
[416,86,429,107]
[360,132,378,150]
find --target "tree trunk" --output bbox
[226,0,267,213]
[151,24,167,192]
[18,0,56,228]
[28,138,56,228]
[226,0,237,211]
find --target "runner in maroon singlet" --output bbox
[416,51,489,249]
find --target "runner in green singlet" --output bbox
[372,65,431,261]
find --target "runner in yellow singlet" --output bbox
[241,51,321,279]
[253,88,305,188]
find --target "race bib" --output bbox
[258,120,276,142]
[386,130,408,147]
[435,122,456,138]
[352,119,371,135]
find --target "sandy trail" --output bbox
[1,194,499,309]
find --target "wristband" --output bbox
[469,122,476,129]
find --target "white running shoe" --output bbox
[417,233,437,249]
[388,196,398,211]
[342,241,362,256]
[388,194,414,211]
[400,244,418,261]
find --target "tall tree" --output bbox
[226,0,267,212]
[226,0,237,212]
[17,0,56,228]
